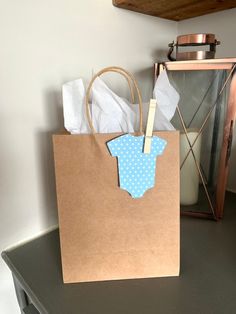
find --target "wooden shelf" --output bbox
[113,0,236,21]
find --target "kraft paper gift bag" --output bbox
[53,67,180,283]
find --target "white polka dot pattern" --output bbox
[107,134,167,198]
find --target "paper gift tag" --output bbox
[107,134,167,198]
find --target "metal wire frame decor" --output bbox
[154,59,236,220]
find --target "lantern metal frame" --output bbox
[154,59,236,220]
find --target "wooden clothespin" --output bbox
[143,99,157,154]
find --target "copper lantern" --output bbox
[155,58,236,220]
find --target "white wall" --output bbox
[0,1,177,313]
[178,8,236,192]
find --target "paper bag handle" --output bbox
[85,66,143,134]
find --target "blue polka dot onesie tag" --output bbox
[107,134,167,198]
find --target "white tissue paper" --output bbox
[62,79,90,134]
[152,69,180,131]
[62,69,179,134]
[90,77,136,133]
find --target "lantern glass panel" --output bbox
[167,70,228,214]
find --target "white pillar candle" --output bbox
[180,129,202,205]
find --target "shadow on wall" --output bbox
[151,48,169,63]
[36,89,64,228]
[133,67,154,101]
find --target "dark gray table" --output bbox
[2,192,236,314]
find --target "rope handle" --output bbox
[85,66,143,134]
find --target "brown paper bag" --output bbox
[53,67,180,283]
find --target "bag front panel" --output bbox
[53,131,180,283]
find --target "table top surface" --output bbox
[2,192,236,314]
